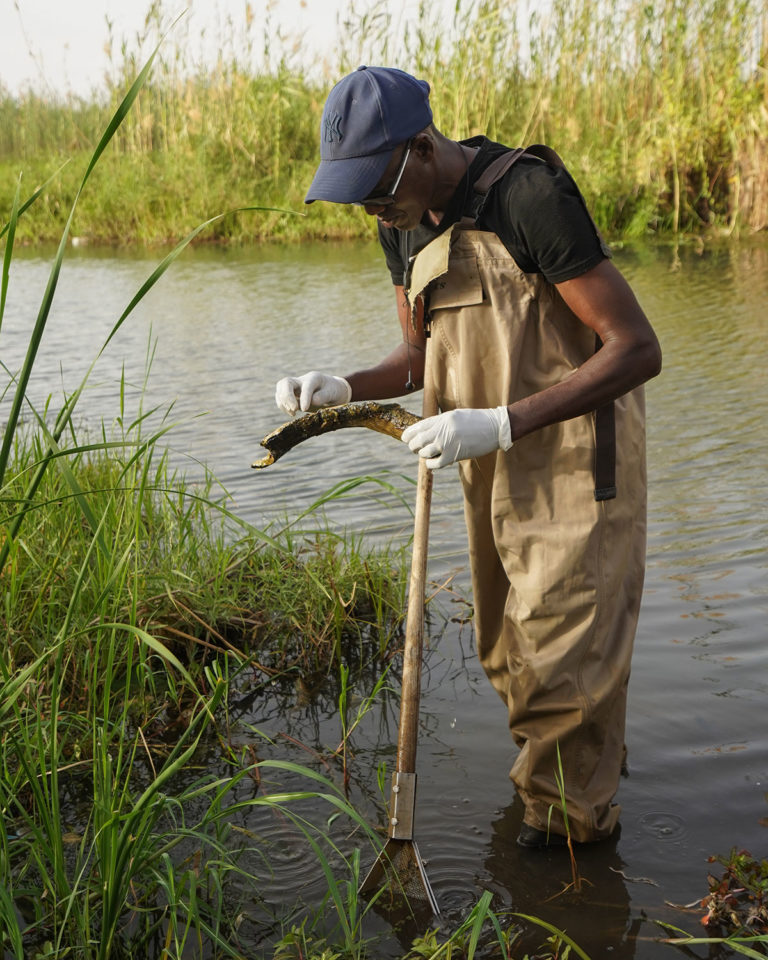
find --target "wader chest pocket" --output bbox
[428,256,484,311]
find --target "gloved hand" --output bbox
[401,406,513,469]
[275,371,352,416]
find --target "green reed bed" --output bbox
[1,427,407,715]
[1,0,767,244]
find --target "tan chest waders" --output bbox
[407,152,647,841]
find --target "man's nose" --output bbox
[363,201,389,216]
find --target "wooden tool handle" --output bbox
[396,456,433,773]
[396,366,438,774]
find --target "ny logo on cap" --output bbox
[323,112,343,143]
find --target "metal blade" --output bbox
[359,837,440,916]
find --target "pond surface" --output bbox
[4,237,768,957]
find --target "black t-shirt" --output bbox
[378,136,610,287]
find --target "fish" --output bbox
[252,402,421,469]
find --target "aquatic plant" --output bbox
[657,849,768,956]
[658,923,768,957]
[403,891,511,958]
[700,848,768,933]
[403,896,595,959]
[510,913,594,960]
[0,656,389,958]
[654,848,768,957]
[548,741,583,894]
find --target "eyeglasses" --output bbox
[354,140,412,207]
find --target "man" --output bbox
[275,66,661,847]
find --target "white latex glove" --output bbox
[401,406,513,470]
[275,371,352,416]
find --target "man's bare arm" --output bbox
[506,259,661,441]
[345,285,428,400]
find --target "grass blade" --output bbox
[0,40,164,490]
[0,874,24,959]
[100,622,198,690]
[0,178,20,334]
[512,912,593,960]
[657,921,768,958]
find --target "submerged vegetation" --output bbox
[658,849,768,957]
[1,0,767,244]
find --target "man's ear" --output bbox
[411,131,435,162]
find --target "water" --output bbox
[3,238,767,957]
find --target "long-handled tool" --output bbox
[359,389,439,915]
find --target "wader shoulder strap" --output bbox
[467,144,560,222]
[466,147,527,222]
[470,146,618,501]
[473,147,528,194]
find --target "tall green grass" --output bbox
[1,0,766,243]
[0,41,407,958]
[0,377,414,956]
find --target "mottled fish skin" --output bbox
[252,402,421,469]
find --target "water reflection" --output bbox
[483,798,638,959]
[3,238,768,957]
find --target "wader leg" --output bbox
[461,458,644,844]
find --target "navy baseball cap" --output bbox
[304,65,432,204]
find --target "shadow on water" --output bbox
[482,800,638,956]
[4,237,768,957]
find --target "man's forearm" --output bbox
[345,341,425,401]
[507,335,660,441]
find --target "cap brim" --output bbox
[304,148,393,204]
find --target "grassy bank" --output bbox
[1,426,408,718]
[0,61,402,956]
[1,0,767,244]
[0,422,411,957]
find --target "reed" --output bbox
[1,0,766,244]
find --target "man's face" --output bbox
[358,139,429,231]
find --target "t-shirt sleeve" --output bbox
[495,160,610,284]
